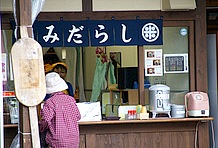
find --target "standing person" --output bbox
[52,62,74,97]
[39,72,81,148]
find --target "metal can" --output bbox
[171,104,185,118]
[149,84,170,111]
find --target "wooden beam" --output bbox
[206,0,218,7]
[1,11,196,28]
[35,11,196,21]
[15,0,32,147]
[195,0,207,92]
[82,0,92,12]
[138,46,145,105]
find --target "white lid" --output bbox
[149,84,170,91]
[171,104,185,108]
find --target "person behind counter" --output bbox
[43,62,74,101]
[39,72,81,148]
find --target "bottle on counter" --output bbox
[141,106,147,113]
[127,110,137,120]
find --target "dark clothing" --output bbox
[66,82,74,97]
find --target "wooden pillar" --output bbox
[82,0,92,12]
[138,46,145,105]
[195,0,207,92]
[15,0,33,147]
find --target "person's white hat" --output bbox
[46,72,68,94]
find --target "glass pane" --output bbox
[144,27,189,104]
[1,29,19,127]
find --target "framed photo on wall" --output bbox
[164,53,188,73]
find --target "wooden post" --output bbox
[15,0,33,147]
[138,46,145,105]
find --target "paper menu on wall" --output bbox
[144,49,163,76]
[164,53,188,73]
[2,53,7,81]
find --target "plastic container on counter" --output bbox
[171,104,185,118]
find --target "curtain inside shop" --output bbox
[90,47,117,102]
[43,47,75,92]
[76,47,86,102]
[90,58,107,102]
[43,47,86,101]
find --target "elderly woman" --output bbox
[39,72,81,148]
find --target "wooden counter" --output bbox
[79,117,213,148]
[4,118,213,148]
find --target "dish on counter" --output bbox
[105,116,121,120]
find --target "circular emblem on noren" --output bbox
[142,23,159,42]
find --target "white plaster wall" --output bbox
[0,0,196,12]
[0,0,12,11]
[93,0,161,11]
[0,0,82,12]
[42,0,82,12]
[0,0,160,12]
[106,46,138,67]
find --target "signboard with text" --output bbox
[13,19,163,47]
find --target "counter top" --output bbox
[4,124,18,128]
[4,118,213,127]
[4,117,213,127]
[79,117,213,125]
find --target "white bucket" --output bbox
[171,104,185,118]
